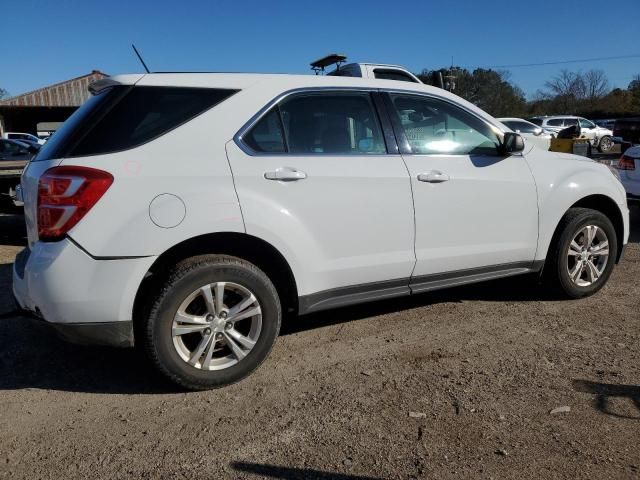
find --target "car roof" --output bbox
[103,72,507,132]
[530,115,581,120]
[111,72,423,90]
[498,117,535,123]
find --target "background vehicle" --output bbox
[616,145,640,204]
[613,118,640,145]
[529,115,614,152]
[595,119,616,130]
[498,117,553,150]
[13,73,629,390]
[0,139,35,161]
[11,138,42,151]
[2,132,46,145]
[0,139,33,209]
[313,53,422,83]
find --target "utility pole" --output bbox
[443,57,457,92]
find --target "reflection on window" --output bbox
[390,94,499,155]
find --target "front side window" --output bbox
[579,118,595,129]
[388,94,500,155]
[1,140,24,154]
[564,118,579,127]
[243,92,386,155]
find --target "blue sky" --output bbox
[2,0,639,99]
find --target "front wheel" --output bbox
[598,136,613,153]
[543,208,617,299]
[142,255,281,390]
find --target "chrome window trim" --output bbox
[233,86,510,158]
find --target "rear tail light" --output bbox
[38,166,113,241]
[617,155,636,171]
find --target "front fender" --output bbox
[526,153,627,261]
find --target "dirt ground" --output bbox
[0,207,639,480]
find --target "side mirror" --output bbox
[499,132,525,155]
[533,128,543,136]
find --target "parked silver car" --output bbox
[528,116,614,152]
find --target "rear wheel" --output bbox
[143,255,281,390]
[543,208,617,298]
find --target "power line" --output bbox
[487,53,640,69]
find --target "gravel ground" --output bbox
[0,207,639,480]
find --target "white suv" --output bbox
[528,115,614,152]
[13,73,629,390]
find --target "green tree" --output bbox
[0,87,9,100]
[417,67,526,117]
[629,75,640,110]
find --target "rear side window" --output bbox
[373,69,418,83]
[241,92,387,155]
[281,93,386,154]
[243,108,286,153]
[547,118,564,126]
[35,86,237,161]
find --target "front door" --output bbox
[383,92,539,290]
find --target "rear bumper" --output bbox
[11,301,134,347]
[12,238,156,347]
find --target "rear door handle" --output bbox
[264,167,307,181]
[417,171,450,183]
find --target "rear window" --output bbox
[528,118,542,126]
[35,86,237,161]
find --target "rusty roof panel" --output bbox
[0,70,108,107]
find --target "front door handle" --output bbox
[417,171,450,183]
[264,167,307,181]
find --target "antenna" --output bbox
[131,44,151,73]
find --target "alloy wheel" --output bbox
[171,282,262,370]
[566,225,610,287]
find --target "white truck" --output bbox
[311,54,422,84]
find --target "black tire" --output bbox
[598,136,613,153]
[543,208,617,299]
[142,254,281,390]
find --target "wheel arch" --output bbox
[132,232,299,341]
[545,194,625,266]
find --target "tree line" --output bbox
[418,68,640,119]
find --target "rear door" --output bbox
[382,92,539,290]
[227,90,416,302]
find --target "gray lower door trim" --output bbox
[298,261,544,315]
[298,278,410,315]
[409,261,543,294]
